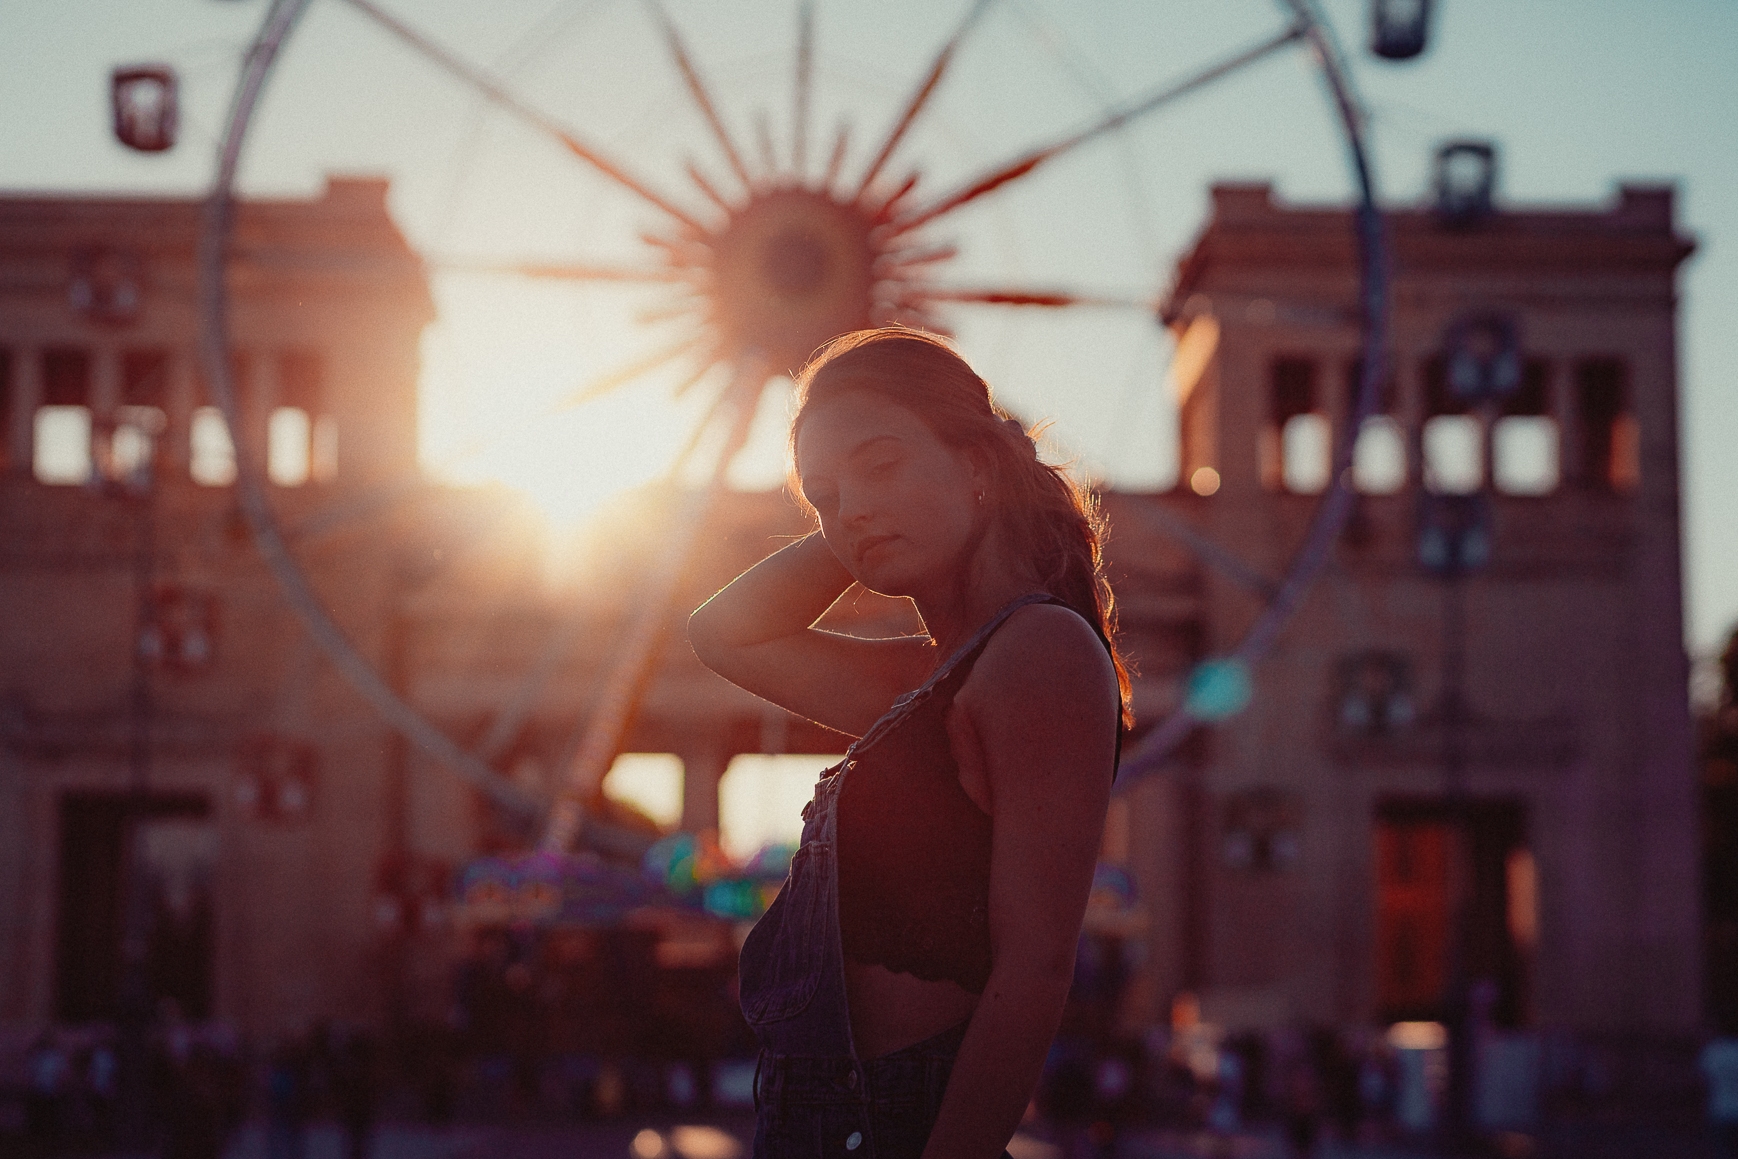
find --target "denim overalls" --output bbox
[739,594,1053,1159]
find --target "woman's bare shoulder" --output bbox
[960,602,1118,714]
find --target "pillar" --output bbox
[681,743,727,835]
[162,347,196,477]
[9,345,39,477]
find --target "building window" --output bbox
[189,407,236,487]
[37,349,93,484]
[34,408,91,484]
[1422,416,1481,494]
[720,754,843,862]
[1422,355,1481,493]
[1575,357,1637,490]
[267,407,310,486]
[1345,358,1405,494]
[1221,787,1303,873]
[1265,357,1329,493]
[271,350,332,485]
[110,349,171,482]
[1336,650,1415,735]
[1354,417,1407,494]
[1490,359,1557,495]
[35,348,92,484]
[603,753,685,833]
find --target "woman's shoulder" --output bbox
[964,601,1117,706]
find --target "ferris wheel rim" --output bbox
[197,0,1391,830]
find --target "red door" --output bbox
[1374,820,1454,1017]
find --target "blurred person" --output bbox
[1280,1044,1322,1158]
[690,328,1128,1159]
[161,1045,225,1159]
[1207,1048,1244,1135]
[86,1032,119,1147]
[265,1038,310,1159]
[24,1031,68,1155]
[1308,1025,1359,1144]
[1702,1028,1738,1159]
[332,1030,379,1159]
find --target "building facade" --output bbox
[1124,181,1701,1040]
[0,178,436,1037]
[0,176,1702,1051]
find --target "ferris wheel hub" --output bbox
[704,188,878,373]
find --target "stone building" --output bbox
[0,177,438,1035]
[1125,179,1701,1041]
[0,173,1703,1053]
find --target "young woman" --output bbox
[688,328,1130,1159]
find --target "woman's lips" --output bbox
[855,534,897,565]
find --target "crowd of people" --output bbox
[2,1015,384,1159]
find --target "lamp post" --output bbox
[1419,302,1522,1149]
[94,411,163,1146]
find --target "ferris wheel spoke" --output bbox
[542,358,771,852]
[792,0,814,178]
[854,0,998,201]
[554,335,707,411]
[285,477,428,543]
[822,121,851,192]
[755,111,780,178]
[336,0,705,233]
[685,158,736,217]
[907,286,1151,309]
[433,257,686,283]
[891,19,1307,236]
[651,3,757,192]
[471,611,590,765]
[663,369,736,479]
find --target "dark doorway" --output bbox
[56,792,214,1023]
[1373,798,1532,1027]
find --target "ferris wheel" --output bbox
[175,0,1412,852]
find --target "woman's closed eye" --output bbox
[803,484,838,516]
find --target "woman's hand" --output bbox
[922,603,1119,1159]
[687,532,935,737]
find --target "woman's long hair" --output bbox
[792,327,1132,728]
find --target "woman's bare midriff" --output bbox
[845,958,980,1060]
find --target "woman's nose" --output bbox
[835,487,871,526]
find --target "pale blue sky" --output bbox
[3,0,1734,658]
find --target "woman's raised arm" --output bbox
[688,532,934,738]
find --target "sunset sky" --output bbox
[4,0,1735,663]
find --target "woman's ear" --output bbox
[962,443,995,496]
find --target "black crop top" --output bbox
[836,600,1118,994]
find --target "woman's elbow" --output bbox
[686,603,728,671]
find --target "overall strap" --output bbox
[846,592,1056,758]
[920,591,1060,694]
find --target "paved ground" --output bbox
[202,1115,1719,1159]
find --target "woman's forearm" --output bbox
[688,531,854,663]
[922,969,1073,1159]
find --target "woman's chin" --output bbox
[850,563,918,601]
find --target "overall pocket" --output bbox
[738,841,832,1026]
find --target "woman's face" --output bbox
[795,390,984,598]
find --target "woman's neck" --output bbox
[912,534,1045,661]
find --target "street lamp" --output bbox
[1434,141,1498,226]
[110,66,179,153]
[1370,0,1432,61]
[1417,307,1523,1148]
